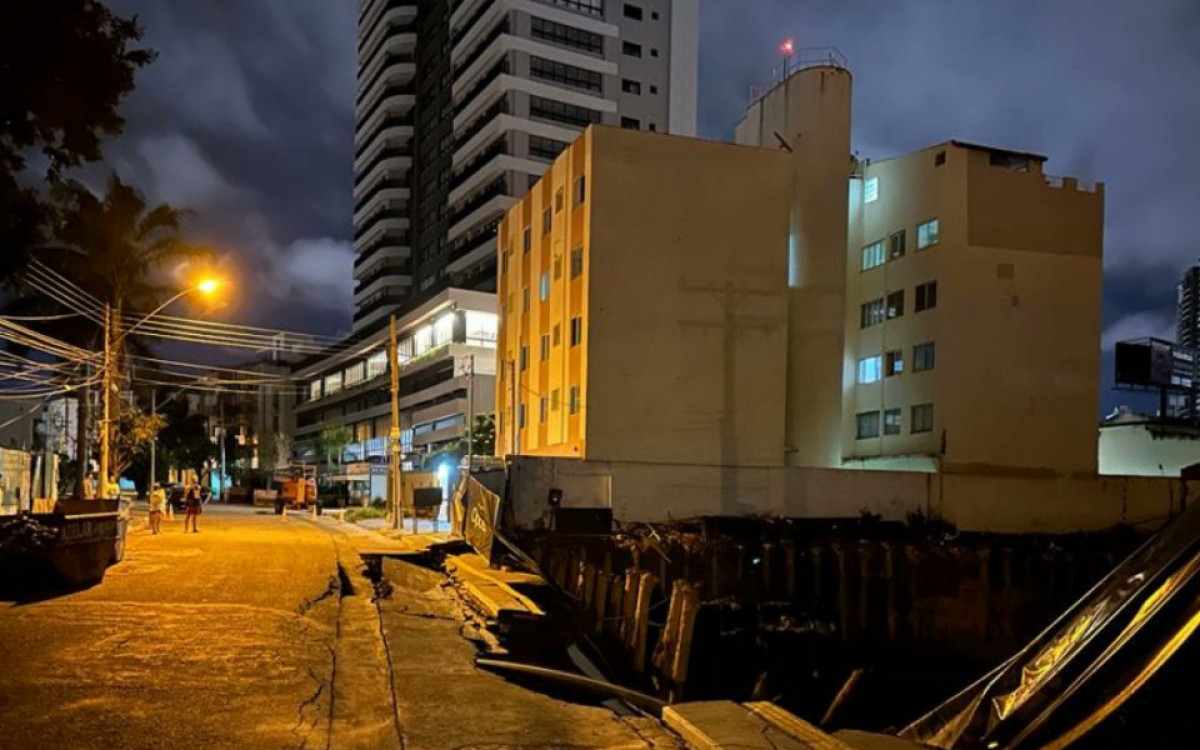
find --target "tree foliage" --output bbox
[0,0,154,276]
[112,401,166,479]
[155,400,214,478]
[320,425,353,466]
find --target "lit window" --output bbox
[540,271,550,301]
[570,247,584,278]
[857,356,882,384]
[860,299,885,328]
[884,408,902,435]
[367,350,388,379]
[324,372,343,395]
[915,281,938,312]
[913,342,936,372]
[889,230,906,260]
[864,177,879,203]
[911,403,934,433]
[885,350,903,377]
[464,311,498,345]
[887,290,904,319]
[570,316,583,347]
[309,380,322,400]
[861,240,885,271]
[917,219,940,249]
[855,411,880,439]
[433,313,455,346]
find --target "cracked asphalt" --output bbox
[0,506,682,750]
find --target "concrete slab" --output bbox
[832,730,930,750]
[664,701,810,750]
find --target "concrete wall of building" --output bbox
[507,456,1180,534]
[1099,422,1200,476]
[736,65,853,469]
[844,143,1104,476]
[586,126,792,467]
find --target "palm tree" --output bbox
[31,173,205,496]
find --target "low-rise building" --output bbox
[494,125,792,465]
[293,288,497,470]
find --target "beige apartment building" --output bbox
[494,125,792,466]
[842,142,1105,475]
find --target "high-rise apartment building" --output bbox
[353,0,699,335]
[1176,265,1200,350]
[293,0,698,468]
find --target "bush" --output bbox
[344,507,387,523]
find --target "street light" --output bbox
[97,277,223,498]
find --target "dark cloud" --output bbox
[98,1,1198,411]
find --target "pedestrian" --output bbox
[183,482,203,533]
[148,483,166,535]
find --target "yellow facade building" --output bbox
[842,142,1104,475]
[495,125,792,466]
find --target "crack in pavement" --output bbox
[297,575,340,618]
[292,665,328,750]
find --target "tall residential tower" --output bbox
[353,0,699,335]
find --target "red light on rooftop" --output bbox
[780,38,795,56]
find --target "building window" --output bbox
[622,78,642,94]
[530,135,569,161]
[621,116,640,130]
[570,247,584,278]
[857,356,882,384]
[913,342,936,372]
[917,218,940,249]
[889,230,906,260]
[864,177,879,203]
[523,227,531,253]
[856,411,880,439]
[886,349,903,377]
[860,299,885,328]
[539,395,548,423]
[887,290,904,319]
[540,333,550,361]
[553,323,561,346]
[884,408,902,435]
[309,380,322,401]
[649,84,658,94]
[518,403,526,428]
[569,385,580,415]
[542,207,552,234]
[529,95,603,129]
[553,256,562,280]
[551,389,560,411]
[530,16,604,56]
[624,3,643,19]
[648,123,656,132]
[501,251,511,275]
[519,344,529,371]
[555,188,564,212]
[935,151,946,166]
[651,10,659,19]
[915,281,938,312]
[574,175,586,205]
[911,403,934,433]
[522,287,530,311]
[539,271,550,300]
[623,41,642,58]
[570,316,583,346]
[651,48,658,57]
[861,240,884,271]
[530,55,603,94]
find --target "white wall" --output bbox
[1098,423,1200,477]
[507,455,1183,534]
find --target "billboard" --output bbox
[1115,339,1176,388]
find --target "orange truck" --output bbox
[271,465,320,515]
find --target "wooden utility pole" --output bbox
[466,354,475,472]
[98,303,112,497]
[388,314,403,531]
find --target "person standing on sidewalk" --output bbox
[183,483,202,533]
[148,483,166,535]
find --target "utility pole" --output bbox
[466,354,475,473]
[509,359,518,456]
[149,389,156,491]
[98,303,112,498]
[388,314,402,531]
[218,397,227,503]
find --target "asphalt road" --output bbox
[0,506,678,750]
[0,505,341,750]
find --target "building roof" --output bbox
[947,139,1048,163]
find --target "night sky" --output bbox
[98,0,1200,413]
